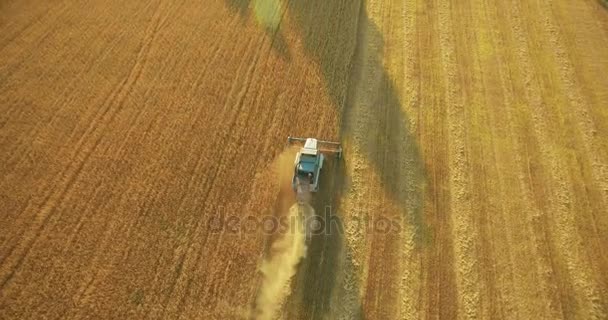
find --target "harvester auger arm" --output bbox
[287,136,307,144]
[287,136,343,158]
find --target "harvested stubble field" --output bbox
[1,0,607,319]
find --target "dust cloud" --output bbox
[251,147,314,320]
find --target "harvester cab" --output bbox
[287,137,342,200]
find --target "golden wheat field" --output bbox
[1,0,607,319]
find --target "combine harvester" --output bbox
[287,136,342,204]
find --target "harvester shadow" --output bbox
[285,4,434,313]
[222,2,427,239]
[286,0,430,244]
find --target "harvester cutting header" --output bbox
[287,137,342,203]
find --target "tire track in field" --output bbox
[0,0,159,242]
[436,1,482,317]
[177,35,267,307]
[409,0,458,318]
[140,10,247,317]
[481,28,524,319]
[156,23,271,318]
[1,0,150,248]
[61,177,161,317]
[0,0,174,291]
[529,1,606,317]
[555,1,608,111]
[2,0,183,304]
[65,7,199,308]
[474,0,560,317]
[136,9,248,313]
[483,1,564,318]
[481,1,596,317]
[502,2,577,317]
[182,34,277,315]
[539,0,608,211]
[506,1,605,318]
[0,8,137,183]
[66,0,169,159]
[397,1,425,317]
[547,0,608,305]
[56,30,183,276]
[470,0,527,317]
[469,2,505,315]
[209,27,299,315]
[67,7,242,316]
[71,0,195,294]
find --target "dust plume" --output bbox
[274,145,299,209]
[252,147,313,320]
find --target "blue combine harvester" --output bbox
[287,137,342,203]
